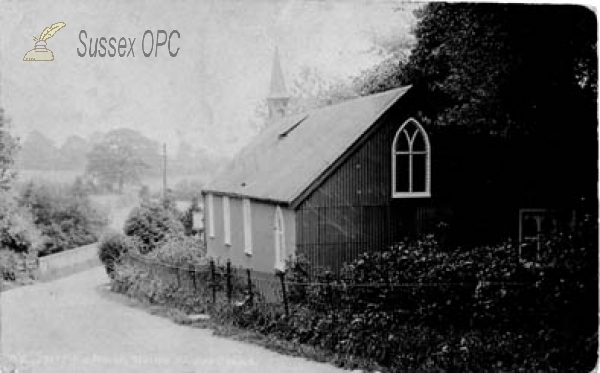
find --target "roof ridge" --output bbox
[205,85,413,204]
[269,85,410,124]
[288,85,412,205]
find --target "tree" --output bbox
[1,108,43,256]
[252,66,359,132]
[85,129,159,193]
[357,3,597,206]
[0,107,18,190]
[58,135,89,170]
[288,66,359,113]
[16,130,60,170]
[360,4,596,135]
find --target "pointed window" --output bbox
[392,118,431,198]
[274,206,286,271]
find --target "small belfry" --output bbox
[266,46,290,121]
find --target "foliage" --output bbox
[360,4,597,132]
[0,249,18,281]
[252,65,359,131]
[145,235,207,266]
[178,196,202,236]
[362,5,597,202]
[18,181,109,256]
[14,130,60,171]
[0,191,44,254]
[0,250,36,282]
[98,232,140,278]
[287,66,359,113]
[0,107,18,190]
[123,202,184,254]
[353,3,598,231]
[85,128,160,193]
[213,235,597,371]
[281,235,597,371]
[111,261,212,314]
[110,226,597,371]
[353,50,410,96]
[57,135,88,170]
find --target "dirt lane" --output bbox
[1,267,342,373]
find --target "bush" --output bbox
[123,202,184,254]
[145,235,207,266]
[109,231,597,371]
[98,233,140,278]
[0,191,43,255]
[213,235,597,371]
[179,197,202,236]
[111,260,212,313]
[18,181,109,256]
[0,250,20,281]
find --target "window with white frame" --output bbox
[392,118,431,198]
[243,198,252,255]
[207,194,215,238]
[274,206,286,271]
[222,195,231,246]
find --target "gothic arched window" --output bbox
[392,118,431,198]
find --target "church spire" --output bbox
[267,46,290,120]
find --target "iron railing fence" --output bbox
[118,252,550,330]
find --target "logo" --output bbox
[23,22,66,61]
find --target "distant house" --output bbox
[202,48,583,274]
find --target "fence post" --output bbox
[226,260,232,304]
[278,270,289,317]
[210,259,217,304]
[246,268,253,306]
[190,263,197,291]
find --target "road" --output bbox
[1,267,342,373]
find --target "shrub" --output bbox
[179,197,203,236]
[0,191,43,255]
[98,233,140,278]
[145,235,207,266]
[110,232,597,371]
[18,181,109,256]
[123,202,184,254]
[211,235,596,371]
[111,260,212,313]
[0,250,19,281]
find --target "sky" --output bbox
[0,0,418,158]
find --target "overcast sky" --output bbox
[0,0,418,157]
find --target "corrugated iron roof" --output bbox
[205,85,412,205]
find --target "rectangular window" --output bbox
[223,196,231,246]
[243,198,252,255]
[207,194,215,238]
